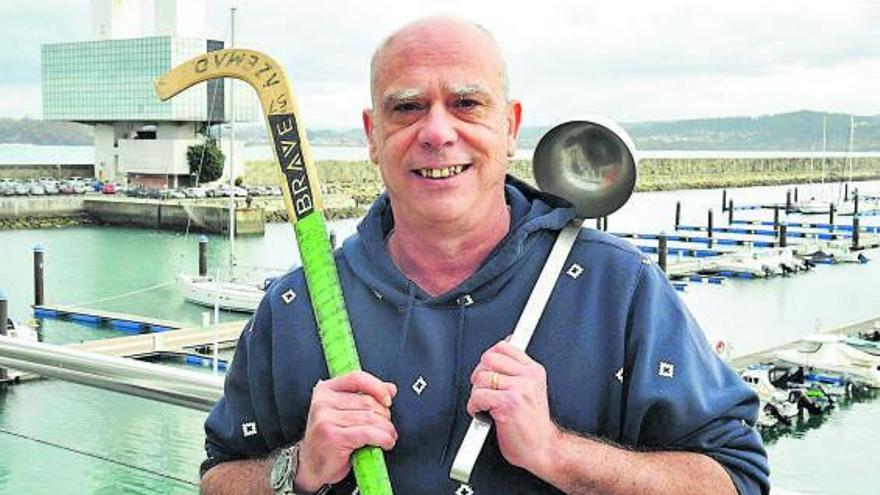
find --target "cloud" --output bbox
[0,85,43,119]
[1,0,877,124]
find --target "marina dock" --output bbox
[70,320,245,358]
[727,314,880,370]
[7,305,248,383]
[33,303,186,332]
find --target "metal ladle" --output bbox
[450,118,638,483]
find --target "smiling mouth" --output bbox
[414,165,470,179]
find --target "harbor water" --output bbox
[1,181,880,494]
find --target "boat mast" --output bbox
[228,6,237,279]
[821,115,826,186]
[847,115,855,191]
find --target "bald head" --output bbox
[369,16,510,105]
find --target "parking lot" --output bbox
[0,176,283,200]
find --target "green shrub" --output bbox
[187,139,225,184]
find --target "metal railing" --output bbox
[0,335,223,412]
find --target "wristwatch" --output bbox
[270,442,331,495]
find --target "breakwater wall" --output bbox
[632,156,880,191]
[0,193,366,231]
[0,196,85,219]
[243,156,880,202]
[84,199,265,235]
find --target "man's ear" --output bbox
[362,108,379,164]
[506,100,523,158]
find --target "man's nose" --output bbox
[417,104,457,152]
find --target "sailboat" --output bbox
[177,7,269,314]
[796,115,856,215]
[177,273,269,313]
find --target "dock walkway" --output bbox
[34,304,185,332]
[70,320,246,358]
[8,306,248,383]
[727,314,880,370]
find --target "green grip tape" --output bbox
[294,212,394,494]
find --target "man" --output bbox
[200,16,769,495]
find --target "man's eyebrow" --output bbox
[446,84,491,99]
[382,89,424,109]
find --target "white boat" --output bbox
[177,274,268,313]
[794,198,855,215]
[704,247,802,277]
[741,364,838,429]
[2,318,39,383]
[5,318,37,342]
[775,334,880,388]
[795,238,867,264]
[740,366,802,427]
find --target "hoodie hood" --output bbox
[341,175,576,308]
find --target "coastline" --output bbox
[2,156,880,231]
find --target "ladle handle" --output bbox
[450,219,583,483]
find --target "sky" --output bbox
[0,0,878,128]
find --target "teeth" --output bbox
[418,165,465,179]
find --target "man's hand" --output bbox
[296,371,398,492]
[466,340,560,479]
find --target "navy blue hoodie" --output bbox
[203,177,769,495]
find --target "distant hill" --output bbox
[0,118,93,145]
[3,111,879,151]
[295,110,880,151]
[624,110,880,151]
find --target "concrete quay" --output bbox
[0,193,362,233]
[84,197,265,235]
[0,194,266,234]
[0,195,86,219]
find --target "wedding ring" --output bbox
[490,372,499,390]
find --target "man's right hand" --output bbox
[295,371,398,492]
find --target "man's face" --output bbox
[363,22,522,228]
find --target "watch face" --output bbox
[271,448,291,490]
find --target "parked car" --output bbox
[28,182,46,196]
[125,186,142,198]
[14,182,29,195]
[59,182,76,195]
[0,178,15,193]
[102,182,117,194]
[43,182,60,195]
[214,185,233,197]
[67,178,88,194]
[167,189,186,199]
[2,181,18,196]
[183,187,207,199]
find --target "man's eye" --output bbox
[454,98,480,110]
[393,102,422,113]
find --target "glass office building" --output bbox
[42,36,224,123]
[41,34,253,186]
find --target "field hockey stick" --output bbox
[156,48,394,495]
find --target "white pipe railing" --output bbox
[0,335,223,412]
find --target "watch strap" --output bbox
[274,442,333,495]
